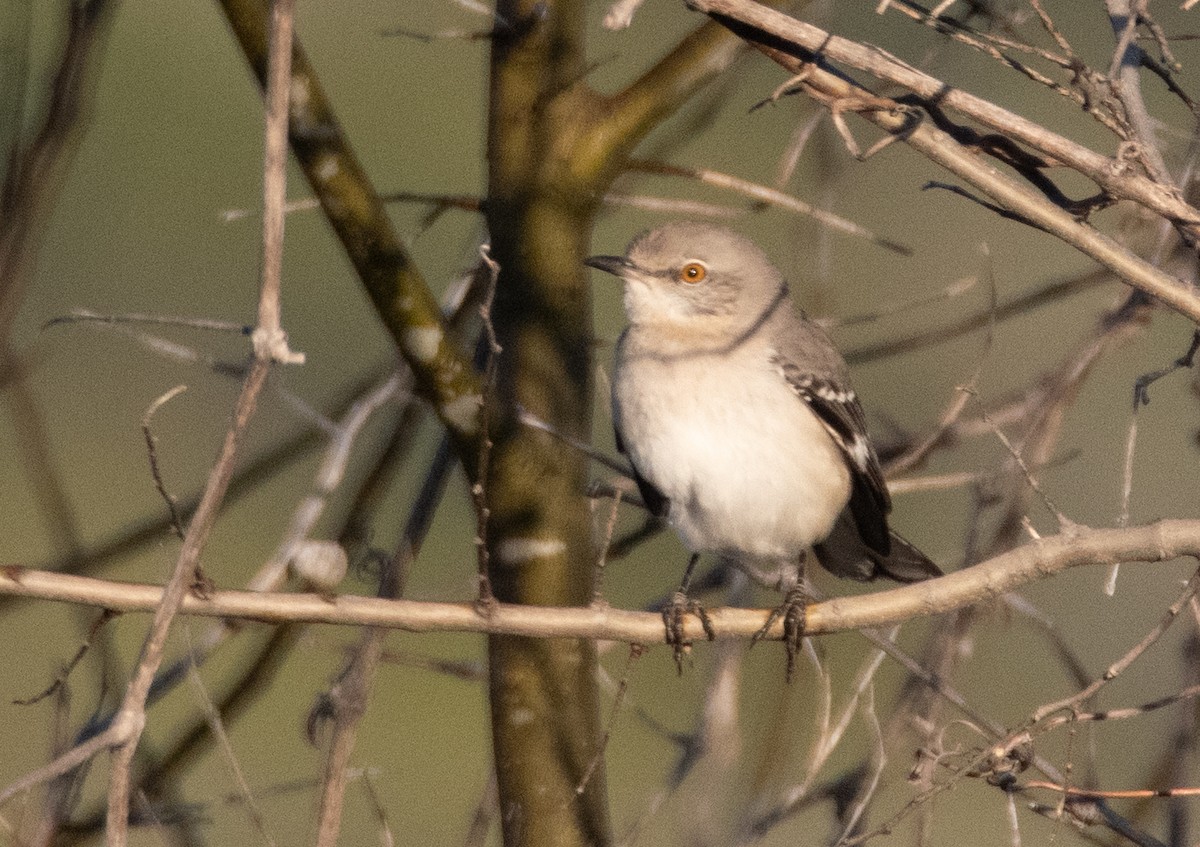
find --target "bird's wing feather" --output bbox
[613,421,671,519]
[771,352,891,554]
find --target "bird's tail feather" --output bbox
[813,516,941,583]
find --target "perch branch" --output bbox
[1,520,1198,645]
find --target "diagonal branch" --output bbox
[218,0,484,468]
[574,19,749,183]
[683,0,1200,324]
[686,0,1200,237]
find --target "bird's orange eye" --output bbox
[679,262,707,283]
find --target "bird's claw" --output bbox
[661,590,715,674]
[753,585,808,683]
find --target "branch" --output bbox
[102,359,271,844]
[0,0,116,342]
[2,520,1199,643]
[218,0,484,465]
[575,18,748,181]
[687,0,1200,233]
[105,1,301,837]
[683,0,1200,324]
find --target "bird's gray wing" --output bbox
[613,423,671,519]
[771,352,891,555]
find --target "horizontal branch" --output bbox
[3,521,1198,642]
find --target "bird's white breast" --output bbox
[614,339,851,561]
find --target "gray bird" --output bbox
[586,221,939,670]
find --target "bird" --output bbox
[585,221,940,674]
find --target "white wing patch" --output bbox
[770,353,876,481]
[846,433,872,470]
[813,382,856,404]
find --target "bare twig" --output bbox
[0,0,116,341]
[577,644,643,795]
[591,488,624,602]
[847,267,1111,365]
[102,0,301,837]
[463,771,499,847]
[688,0,1200,229]
[685,0,1200,323]
[1040,682,1200,728]
[1105,0,1175,185]
[102,359,271,845]
[472,246,501,604]
[220,0,485,456]
[141,386,189,539]
[359,770,396,847]
[1031,565,1200,724]
[247,373,407,594]
[7,377,84,557]
[833,682,886,845]
[516,404,632,477]
[1021,779,1200,800]
[0,367,391,604]
[12,609,119,707]
[627,159,912,255]
[970,393,1074,532]
[250,0,303,366]
[184,628,276,847]
[45,310,249,334]
[312,438,457,846]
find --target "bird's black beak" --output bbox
[584,255,634,278]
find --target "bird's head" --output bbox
[586,221,786,330]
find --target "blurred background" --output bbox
[2,1,1199,844]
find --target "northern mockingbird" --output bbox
[586,221,939,672]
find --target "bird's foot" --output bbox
[661,590,715,674]
[753,584,808,683]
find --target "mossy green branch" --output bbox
[569,19,750,189]
[218,0,483,471]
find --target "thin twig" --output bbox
[1031,565,1200,724]
[250,0,303,366]
[846,268,1111,365]
[627,158,912,255]
[1039,682,1200,728]
[577,644,643,795]
[472,245,501,604]
[247,373,407,593]
[516,405,632,477]
[359,770,396,847]
[0,0,116,341]
[45,310,249,334]
[102,1,300,834]
[686,0,1200,319]
[969,392,1073,532]
[591,488,624,603]
[313,439,457,846]
[1110,413,1139,593]
[103,359,271,845]
[833,682,886,846]
[141,385,189,539]
[462,771,499,847]
[12,609,119,707]
[184,627,276,847]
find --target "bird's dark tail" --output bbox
[871,529,942,583]
[813,515,941,583]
